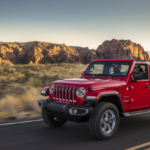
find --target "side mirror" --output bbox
[131,72,142,82]
[81,71,85,76]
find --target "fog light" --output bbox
[72,109,77,114]
[69,109,78,115]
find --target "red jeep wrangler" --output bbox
[37,59,150,140]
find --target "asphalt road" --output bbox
[1,115,150,150]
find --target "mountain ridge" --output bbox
[0,39,149,65]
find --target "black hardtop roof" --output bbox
[135,60,150,65]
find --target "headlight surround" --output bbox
[50,85,54,94]
[76,87,86,98]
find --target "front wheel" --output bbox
[89,102,120,140]
[42,109,67,127]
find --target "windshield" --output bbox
[85,61,131,77]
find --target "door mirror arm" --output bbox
[81,71,85,77]
[131,79,137,82]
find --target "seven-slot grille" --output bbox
[53,85,77,102]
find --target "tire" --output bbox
[89,102,120,140]
[42,109,67,127]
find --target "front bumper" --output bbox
[37,99,93,117]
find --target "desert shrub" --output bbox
[0,63,88,121]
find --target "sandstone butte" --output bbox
[0,39,149,65]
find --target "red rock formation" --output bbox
[0,39,149,65]
[71,47,97,63]
[0,44,17,63]
[0,58,13,65]
[44,44,80,63]
[96,39,149,60]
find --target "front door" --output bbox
[129,64,150,110]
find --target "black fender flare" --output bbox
[84,93,124,112]
[98,93,124,112]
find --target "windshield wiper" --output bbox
[104,73,112,79]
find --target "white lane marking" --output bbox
[0,119,43,126]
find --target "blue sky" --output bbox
[0,0,150,50]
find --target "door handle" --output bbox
[145,86,150,88]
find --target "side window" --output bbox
[140,64,148,80]
[133,64,149,80]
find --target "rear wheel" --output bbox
[42,109,67,127]
[89,102,120,140]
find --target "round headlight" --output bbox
[50,85,54,94]
[76,87,86,98]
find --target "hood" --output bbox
[52,78,122,90]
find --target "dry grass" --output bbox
[0,63,88,121]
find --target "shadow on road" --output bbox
[34,114,150,143]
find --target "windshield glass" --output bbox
[85,61,131,77]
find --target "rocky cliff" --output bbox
[96,39,149,60]
[146,51,150,57]
[0,39,149,65]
